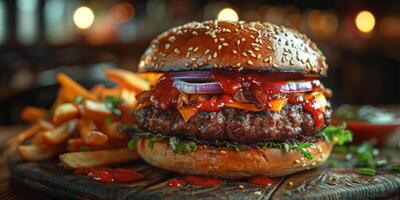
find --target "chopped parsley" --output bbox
[327,161,335,168]
[283,189,291,196]
[358,168,376,176]
[356,142,377,167]
[73,96,84,104]
[391,164,400,172]
[104,96,123,116]
[318,123,353,145]
[375,160,387,168]
[293,142,313,160]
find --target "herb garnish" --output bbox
[125,124,353,161]
[318,123,352,145]
[375,160,387,168]
[392,164,400,172]
[358,168,376,176]
[74,96,84,104]
[104,96,123,116]
[293,142,313,160]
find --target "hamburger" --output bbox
[131,20,346,178]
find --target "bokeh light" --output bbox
[73,6,94,29]
[109,2,135,24]
[217,8,239,21]
[355,10,375,33]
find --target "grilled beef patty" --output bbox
[133,104,331,144]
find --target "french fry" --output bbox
[137,72,163,86]
[98,122,128,140]
[59,148,140,169]
[18,144,61,161]
[21,106,48,123]
[8,125,41,148]
[57,73,97,101]
[91,85,122,100]
[53,103,80,125]
[42,120,77,145]
[121,89,137,108]
[81,100,112,122]
[79,120,108,145]
[37,119,55,130]
[103,68,150,92]
[66,138,127,152]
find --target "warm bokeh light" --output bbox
[217,8,239,21]
[355,10,375,33]
[109,2,135,24]
[73,6,94,29]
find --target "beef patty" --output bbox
[133,104,331,144]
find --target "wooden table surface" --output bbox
[1,125,400,200]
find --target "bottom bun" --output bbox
[137,138,332,179]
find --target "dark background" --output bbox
[0,0,399,124]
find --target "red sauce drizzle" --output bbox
[184,176,222,187]
[75,167,144,183]
[150,74,179,110]
[149,72,325,128]
[167,178,184,187]
[248,176,274,186]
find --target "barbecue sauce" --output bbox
[184,176,222,187]
[149,72,325,128]
[248,176,274,186]
[75,167,144,183]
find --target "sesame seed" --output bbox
[253,191,262,195]
[242,52,248,57]
[289,181,294,187]
[295,159,300,163]
[213,52,217,58]
[220,150,227,154]
[188,47,193,51]
[192,31,198,35]
[165,43,171,49]
[247,60,254,65]
[267,45,273,50]
[218,45,222,50]
[257,54,261,59]
[263,57,270,63]
[191,57,196,61]
[208,55,212,60]
[214,38,218,43]
[204,49,210,55]
[174,48,180,54]
[168,36,176,42]
[219,38,225,41]
[186,52,191,58]
[236,40,241,45]
[193,47,199,52]
[238,185,245,189]
[232,49,237,54]
[241,37,246,41]
[222,42,228,47]
[302,163,307,167]
[311,162,317,166]
[254,47,260,51]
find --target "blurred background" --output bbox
[0,0,399,124]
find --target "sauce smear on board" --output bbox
[75,167,144,183]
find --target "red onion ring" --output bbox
[170,71,213,81]
[173,79,222,94]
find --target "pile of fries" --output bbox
[16,68,161,169]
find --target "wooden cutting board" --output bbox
[7,150,400,200]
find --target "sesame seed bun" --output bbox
[138,20,328,75]
[136,138,332,179]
